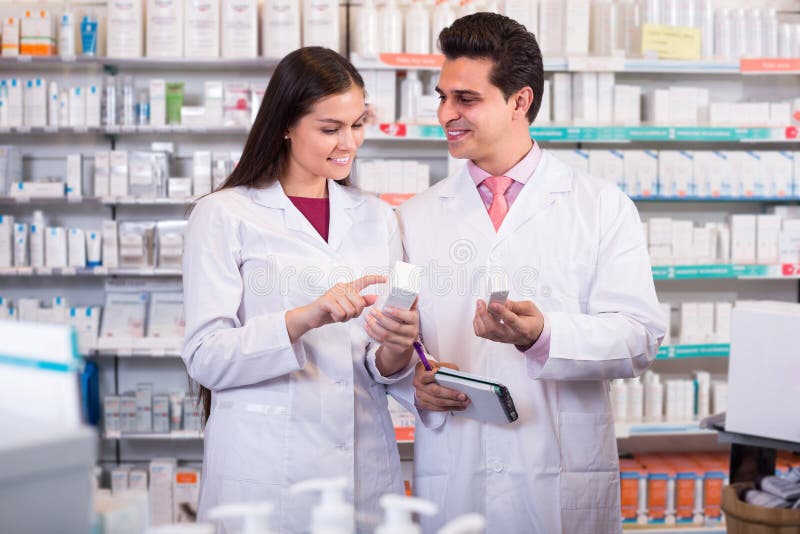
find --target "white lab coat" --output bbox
[182,181,413,533]
[393,151,665,533]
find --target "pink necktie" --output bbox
[483,175,513,231]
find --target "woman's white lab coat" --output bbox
[182,181,412,533]
[393,151,666,533]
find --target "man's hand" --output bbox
[413,362,470,412]
[473,298,545,351]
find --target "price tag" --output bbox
[17,55,32,63]
[641,24,701,60]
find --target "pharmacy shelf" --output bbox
[0,267,182,277]
[614,421,714,439]
[90,348,182,358]
[4,124,796,142]
[3,194,797,207]
[631,196,800,203]
[0,196,195,206]
[0,55,282,72]
[622,527,725,533]
[0,125,250,136]
[656,344,729,360]
[652,263,800,280]
[365,124,800,143]
[352,53,798,76]
[2,264,795,280]
[377,193,800,207]
[104,431,202,441]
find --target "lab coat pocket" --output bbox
[215,406,289,484]
[560,472,622,534]
[559,412,618,472]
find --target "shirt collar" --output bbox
[467,140,542,186]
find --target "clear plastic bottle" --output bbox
[675,0,696,28]
[697,0,714,58]
[431,0,456,53]
[29,210,46,269]
[626,376,644,423]
[356,0,380,58]
[714,8,731,60]
[121,76,135,126]
[136,90,150,126]
[59,10,76,57]
[102,75,117,127]
[405,0,431,55]
[379,0,403,54]
[610,379,628,422]
[730,8,746,60]
[261,0,301,59]
[643,0,661,25]
[778,23,793,58]
[745,8,763,58]
[762,8,778,58]
[400,71,423,123]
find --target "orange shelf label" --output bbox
[379,53,445,68]
[394,427,414,442]
[740,58,800,73]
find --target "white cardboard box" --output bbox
[727,303,800,443]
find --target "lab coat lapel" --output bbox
[327,180,363,252]
[439,166,497,245]
[249,180,330,252]
[494,151,572,246]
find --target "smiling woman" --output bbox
[181,47,420,533]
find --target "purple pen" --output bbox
[413,340,432,371]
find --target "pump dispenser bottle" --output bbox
[208,502,275,534]
[290,477,354,534]
[437,514,486,534]
[376,494,438,534]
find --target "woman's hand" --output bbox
[369,300,420,377]
[285,275,386,341]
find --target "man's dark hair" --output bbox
[438,12,544,124]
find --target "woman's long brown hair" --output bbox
[191,47,365,424]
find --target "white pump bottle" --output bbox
[290,477,354,534]
[375,494,438,534]
[437,513,486,534]
[208,502,275,534]
[145,525,214,534]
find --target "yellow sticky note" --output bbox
[641,24,701,60]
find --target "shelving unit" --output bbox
[365,123,799,143]
[1,2,799,530]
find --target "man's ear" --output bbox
[511,86,534,120]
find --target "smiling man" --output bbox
[393,13,666,533]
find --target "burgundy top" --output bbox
[288,196,330,242]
